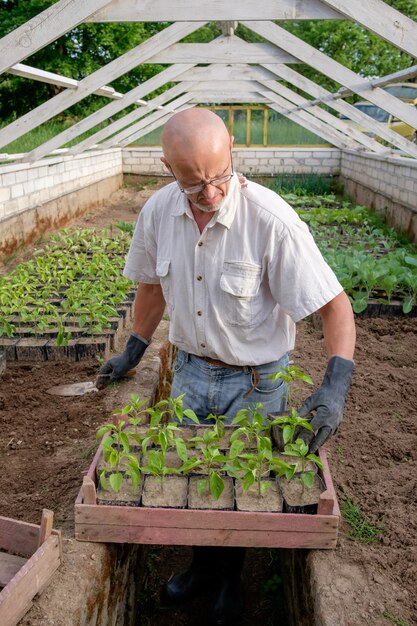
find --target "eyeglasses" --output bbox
[172,156,234,195]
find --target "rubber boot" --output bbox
[210,547,246,626]
[161,546,217,605]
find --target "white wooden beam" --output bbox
[261,90,361,150]
[337,65,417,98]
[261,62,417,159]
[259,80,387,154]
[116,97,195,147]
[187,80,270,94]
[178,64,280,82]
[8,63,123,99]
[24,64,195,162]
[0,21,205,152]
[68,82,193,155]
[190,93,270,104]
[147,39,298,65]
[0,0,113,74]
[88,0,342,22]
[320,0,417,58]
[243,21,417,130]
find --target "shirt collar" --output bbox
[170,173,239,229]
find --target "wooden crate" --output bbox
[75,446,340,549]
[0,510,62,626]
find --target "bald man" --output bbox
[98,108,355,625]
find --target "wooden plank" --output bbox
[320,0,417,57]
[148,40,298,65]
[104,94,194,148]
[82,477,97,505]
[0,517,39,557]
[0,21,205,153]
[260,80,387,154]
[68,82,193,155]
[88,0,342,22]
[266,97,355,150]
[178,64,281,82]
[119,104,194,147]
[0,553,28,588]
[318,449,340,517]
[191,93,270,104]
[75,501,338,531]
[0,535,61,626]
[75,524,337,549]
[260,62,417,157]
[243,22,417,132]
[38,510,53,548]
[9,63,123,99]
[0,0,112,74]
[25,64,195,161]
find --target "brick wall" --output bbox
[340,150,417,242]
[122,147,342,176]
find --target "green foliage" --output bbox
[0,227,134,344]
[282,438,323,488]
[265,174,337,196]
[341,497,383,544]
[270,408,313,446]
[382,611,410,626]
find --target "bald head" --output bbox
[161,108,231,165]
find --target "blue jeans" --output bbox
[171,350,289,424]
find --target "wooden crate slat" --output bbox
[74,440,340,549]
[75,502,338,532]
[0,535,61,626]
[0,517,40,557]
[75,524,337,549]
[0,553,28,588]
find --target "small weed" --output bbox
[334,445,345,459]
[341,497,382,544]
[383,611,410,626]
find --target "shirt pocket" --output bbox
[220,262,262,327]
[156,258,173,310]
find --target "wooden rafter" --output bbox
[0,21,205,154]
[243,21,417,130]
[0,0,113,74]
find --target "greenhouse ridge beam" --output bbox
[87,0,343,22]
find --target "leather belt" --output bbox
[196,355,247,370]
[194,354,260,398]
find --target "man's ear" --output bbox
[229,135,235,149]
[160,156,171,173]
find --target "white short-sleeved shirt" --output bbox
[124,174,343,366]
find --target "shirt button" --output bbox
[198,241,203,247]
[201,343,206,348]
[197,310,203,316]
[197,275,202,281]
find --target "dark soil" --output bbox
[0,177,416,626]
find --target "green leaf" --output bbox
[301,472,315,488]
[183,409,199,424]
[260,480,271,495]
[175,439,188,462]
[283,425,292,444]
[120,431,130,453]
[109,472,123,492]
[243,471,255,491]
[209,472,224,500]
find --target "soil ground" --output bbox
[0,176,416,626]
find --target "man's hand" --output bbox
[298,356,354,453]
[96,333,149,388]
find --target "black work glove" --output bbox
[96,333,149,388]
[298,355,354,453]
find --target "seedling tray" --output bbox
[75,446,340,549]
[0,510,62,626]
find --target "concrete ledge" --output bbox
[0,173,122,259]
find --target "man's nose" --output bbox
[201,182,218,197]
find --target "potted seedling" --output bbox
[141,420,189,509]
[277,439,325,514]
[188,428,233,510]
[270,407,314,451]
[95,419,142,505]
[112,393,150,449]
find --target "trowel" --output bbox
[45,370,134,396]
